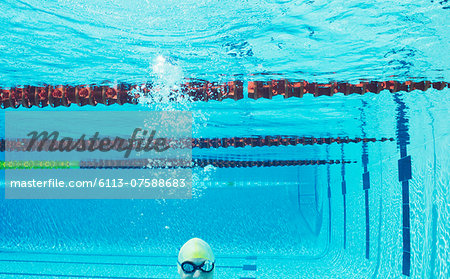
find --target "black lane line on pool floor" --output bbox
[240,255,257,279]
[360,100,371,260]
[0,250,257,278]
[0,258,249,279]
[327,145,332,244]
[393,93,412,277]
[341,143,347,250]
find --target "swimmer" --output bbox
[177,238,215,278]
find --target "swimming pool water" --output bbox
[0,0,449,278]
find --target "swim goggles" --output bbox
[178,259,215,273]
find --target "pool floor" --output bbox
[0,250,258,279]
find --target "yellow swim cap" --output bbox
[178,238,215,262]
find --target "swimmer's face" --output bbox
[178,258,214,279]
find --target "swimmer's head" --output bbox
[177,238,215,279]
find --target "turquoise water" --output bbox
[0,0,449,278]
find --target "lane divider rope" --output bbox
[0,136,395,151]
[0,80,447,108]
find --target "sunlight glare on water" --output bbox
[0,0,449,85]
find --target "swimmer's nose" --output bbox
[192,269,202,278]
